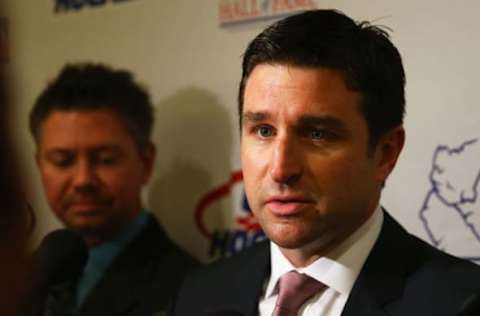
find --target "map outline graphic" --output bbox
[419,138,480,262]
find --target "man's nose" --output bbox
[72,160,98,189]
[269,135,302,185]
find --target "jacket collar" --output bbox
[77,214,172,315]
[230,240,271,316]
[341,211,419,316]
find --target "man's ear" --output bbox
[141,143,156,184]
[374,126,405,182]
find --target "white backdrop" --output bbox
[5,0,480,262]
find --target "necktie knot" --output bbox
[272,271,324,316]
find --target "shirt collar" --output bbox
[266,205,383,298]
[75,211,150,309]
[86,210,149,272]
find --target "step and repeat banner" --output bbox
[7,0,480,262]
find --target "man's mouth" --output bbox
[264,194,315,216]
[69,202,103,213]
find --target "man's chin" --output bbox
[271,236,313,249]
[265,225,332,253]
[64,218,106,236]
[66,223,112,247]
[267,229,314,249]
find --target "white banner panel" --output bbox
[6,0,480,262]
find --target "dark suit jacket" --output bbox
[171,212,480,316]
[75,214,199,316]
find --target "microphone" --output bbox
[458,292,480,316]
[25,229,88,316]
[33,229,89,288]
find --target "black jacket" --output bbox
[75,214,199,316]
[172,212,480,316]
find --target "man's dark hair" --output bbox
[239,9,405,148]
[30,63,154,150]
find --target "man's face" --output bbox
[241,64,402,257]
[37,109,155,244]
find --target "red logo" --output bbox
[194,170,265,258]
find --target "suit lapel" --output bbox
[230,241,271,316]
[77,268,137,316]
[209,212,417,316]
[78,215,170,316]
[342,211,420,316]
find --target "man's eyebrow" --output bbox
[44,147,71,155]
[44,149,73,161]
[298,115,345,129]
[241,112,347,131]
[92,145,122,153]
[242,111,271,123]
[44,144,122,154]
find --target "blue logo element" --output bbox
[195,170,265,259]
[241,192,251,212]
[419,138,480,262]
[55,0,132,13]
[208,189,265,258]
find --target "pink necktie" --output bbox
[272,271,325,316]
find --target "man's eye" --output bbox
[309,128,332,141]
[53,159,73,168]
[47,154,74,168]
[257,126,274,138]
[96,155,117,165]
[311,129,325,139]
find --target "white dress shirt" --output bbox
[258,205,384,316]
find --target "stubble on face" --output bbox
[240,64,382,266]
[37,109,152,246]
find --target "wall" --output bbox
[5,0,480,262]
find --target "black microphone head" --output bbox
[34,229,88,287]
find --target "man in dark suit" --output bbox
[30,63,198,316]
[172,9,480,316]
